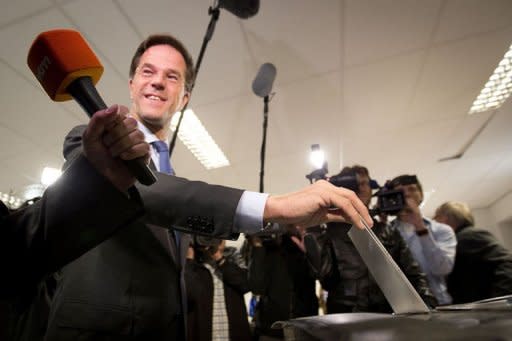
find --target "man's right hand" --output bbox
[397,197,426,231]
[82,104,149,192]
[263,180,373,230]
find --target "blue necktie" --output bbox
[151,140,175,175]
[151,140,181,252]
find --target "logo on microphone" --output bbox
[35,56,51,82]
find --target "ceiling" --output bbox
[0,0,511,217]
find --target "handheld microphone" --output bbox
[27,29,156,185]
[252,63,277,98]
[218,0,259,19]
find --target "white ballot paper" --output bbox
[348,223,430,314]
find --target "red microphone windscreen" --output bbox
[27,29,103,101]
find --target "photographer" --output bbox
[388,174,456,305]
[185,236,251,341]
[306,165,437,313]
[247,225,319,341]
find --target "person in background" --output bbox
[306,165,437,313]
[186,237,251,341]
[388,174,456,305]
[247,225,319,341]
[434,201,512,304]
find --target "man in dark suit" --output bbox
[45,34,373,341]
[185,238,252,341]
[1,106,149,340]
[434,201,512,304]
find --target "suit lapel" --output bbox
[145,160,181,267]
[179,233,192,268]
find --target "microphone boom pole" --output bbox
[259,95,269,193]
[169,0,260,157]
[252,62,276,193]
[168,6,220,156]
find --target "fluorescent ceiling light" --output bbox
[41,167,62,186]
[170,109,230,170]
[469,44,512,114]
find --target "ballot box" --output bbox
[274,304,512,341]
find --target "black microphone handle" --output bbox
[66,77,157,186]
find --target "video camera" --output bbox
[248,223,288,246]
[371,182,406,216]
[191,235,222,263]
[305,167,406,216]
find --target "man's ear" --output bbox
[180,91,190,110]
[128,79,134,100]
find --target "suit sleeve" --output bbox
[0,154,144,295]
[137,174,243,239]
[64,125,244,240]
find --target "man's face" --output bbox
[129,44,189,130]
[357,174,372,206]
[433,212,456,231]
[394,183,423,207]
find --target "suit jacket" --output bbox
[447,225,512,304]
[185,249,251,341]
[46,125,244,340]
[0,155,144,341]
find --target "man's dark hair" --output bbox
[129,34,195,93]
[389,174,423,197]
[331,165,371,195]
[338,165,370,179]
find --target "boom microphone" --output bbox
[218,0,259,19]
[27,29,156,185]
[252,63,276,98]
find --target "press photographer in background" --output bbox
[247,224,319,341]
[185,236,251,341]
[305,165,437,313]
[388,174,456,305]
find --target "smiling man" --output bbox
[45,34,373,341]
[46,35,198,341]
[128,37,191,141]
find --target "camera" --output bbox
[370,184,406,216]
[306,167,406,216]
[306,166,360,192]
[249,223,288,246]
[191,236,222,263]
[328,172,359,192]
[371,174,422,216]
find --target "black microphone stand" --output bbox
[259,95,270,193]
[169,5,220,157]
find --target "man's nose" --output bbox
[151,73,165,90]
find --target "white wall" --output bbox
[473,190,512,250]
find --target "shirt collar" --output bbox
[136,120,169,145]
